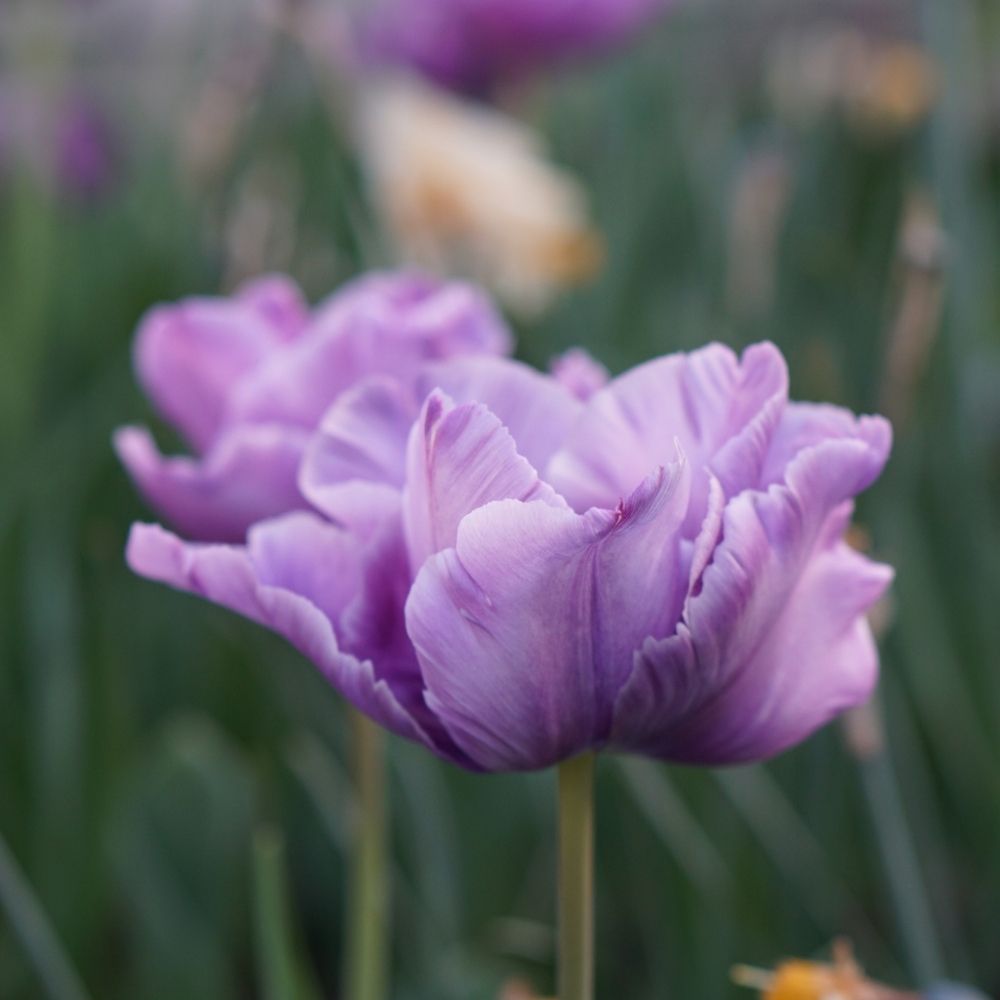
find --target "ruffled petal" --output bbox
[250,511,423,689]
[546,342,788,531]
[762,402,892,487]
[417,356,583,472]
[133,281,298,452]
[405,458,690,770]
[228,272,512,429]
[114,423,309,543]
[300,357,580,532]
[403,389,566,571]
[299,376,418,529]
[125,518,448,756]
[550,347,610,400]
[233,274,310,341]
[611,425,893,764]
[315,271,512,359]
[685,473,725,595]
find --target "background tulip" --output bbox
[360,0,669,95]
[115,271,512,542]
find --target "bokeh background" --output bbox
[2,0,999,998]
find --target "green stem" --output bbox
[343,710,388,1000]
[253,828,302,1000]
[558,753,595,1000]
[860,749,944,984]
[0,828,92,1000]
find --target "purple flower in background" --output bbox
[0,87,116,200]
[55,97,117,200]
[115,271,512,542]
[362,0,668,95]
[126,334,892,772]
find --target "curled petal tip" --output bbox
[125,521,186,583]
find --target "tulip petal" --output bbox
[233,274,310,340]
[134,280,299,452]
[406,459,690,770]
[299,376,418,529]
[763,402,892,486]
[550,348,610,400]
[418,356,583,471]
[302,357,580,529]
[126,517,446,754]
[611,427,893,763]
[403,389,566,571]
[686,473,725,595]
[547,342,788,530]
[115,423,309,542]
[228,273,512,430]
[314,272,511,359]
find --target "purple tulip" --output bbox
[0,88,116,200]
[361,0,668,95]
[125,337,892,772]
[55,97,117,200]
[115,271,512,542]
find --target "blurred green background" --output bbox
[2,1,999,998]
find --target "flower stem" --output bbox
[253,828,303,1000]
[343,709,388,1000]
[558,753,595,1000]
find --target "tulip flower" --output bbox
[128,339,891,770]
[115,270,511,542]
[125,335,891,999]
[361,0,669,96]
[0,87,117,201]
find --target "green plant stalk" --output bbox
[0,829,92,1000]
[343,710,388,1000]
[558,753,595,1000]
[253,828,302,1000]
[860,748,944,984]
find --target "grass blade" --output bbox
[0,829,93,1000]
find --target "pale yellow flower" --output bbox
[359,77,602,315]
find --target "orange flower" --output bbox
[733,940,920,1000]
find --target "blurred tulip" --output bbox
[0,86,117,200]
[54,95,117,199]
[359,0,669,96]
[116,271,511,542]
